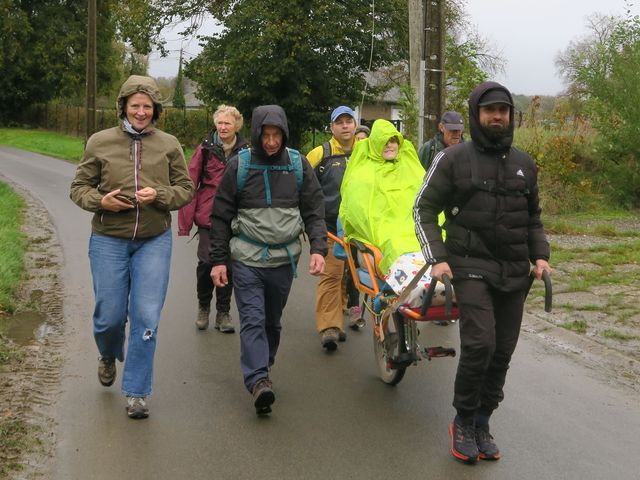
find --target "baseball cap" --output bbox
[440,111,464,131]
[354,125,371,136]
[478,89,514,107]
[331,105,356,123]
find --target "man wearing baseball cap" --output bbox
[414,81,551,464]
[306,105,361,351]
[418,110,465,172]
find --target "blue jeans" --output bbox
[232,261,294,391]
[88,229,172,397]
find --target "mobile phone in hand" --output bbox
[114,194,134,205]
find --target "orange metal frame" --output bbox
[327,231,459,327]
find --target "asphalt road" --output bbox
[2,145,639,480]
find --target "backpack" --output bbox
[236,147,303,206]
[235,147,304,277]
[198,131,226,182]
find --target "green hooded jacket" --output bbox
[339,119,426,273]
[70,75,194,239]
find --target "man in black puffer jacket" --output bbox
[414,81,552,464]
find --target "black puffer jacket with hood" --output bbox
[209,105,327,268]
[414,81,550,292]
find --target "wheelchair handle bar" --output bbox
[526,270,553,313]
[420,272,453,317]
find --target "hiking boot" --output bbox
[195,305,210,330]
[321,327,339,351]
[252,378,275,416]
[449,417,479,464]
[98,357,116,387]
[476,424,501,460]
[348,305,365,330]
[126,396,149,419]
[215,311,235,333]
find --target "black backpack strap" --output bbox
[321,142,331,160]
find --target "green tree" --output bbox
[443,1,503,115]
[0,0,122,122]
[556,9,640,206]
[172,50,186,109]
[184,0,401,148]
[370,0,501,137]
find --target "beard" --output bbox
[482,125,511,143]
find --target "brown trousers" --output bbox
[315,238,347,332]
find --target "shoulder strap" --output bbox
[286,147,303,190]
[236,147,252,192]
[321,142,331,160]
[236,147,303,204]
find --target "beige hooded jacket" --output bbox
[70,75,194,239]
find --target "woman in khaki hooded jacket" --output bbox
[70,75,194,419]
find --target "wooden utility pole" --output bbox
[408,0,424,107]
[423,0,445,139]
[85,0,97,141]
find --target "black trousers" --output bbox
[196,227,233,311]
[452,278,526,416]
[345,265,360,308]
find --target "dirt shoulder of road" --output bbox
[0,183,638,476]
[523,228,640,395]
[0,178,64,478]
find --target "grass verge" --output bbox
[0,180,27,366]
[0,182,27,314]
[0,128,84,163]
[0,128,194,164]
[0,182,33,477]
[0,417,38,478]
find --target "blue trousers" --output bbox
[88,229,172,397]
[232,261,294,391]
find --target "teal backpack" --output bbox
[237,147,303,206]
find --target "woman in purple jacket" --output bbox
[178,105,248,332]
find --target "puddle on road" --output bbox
[3,311,47,346]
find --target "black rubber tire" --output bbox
[373,310,406,385]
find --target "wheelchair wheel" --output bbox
[373,310,406,385]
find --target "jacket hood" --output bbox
[368,119,405,163]
[250,105,289,157]
[116,75,164,119]
[468,81,514,151]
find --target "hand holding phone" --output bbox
[114,194,134,205]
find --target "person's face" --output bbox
[126,93,154,131]
[382,137,399,161]
[330,114,356,144]
[261,125,283,156]
[355,131,369,141]
[215,113,237,142]
[439,124,462,146]
[479,103,511,131]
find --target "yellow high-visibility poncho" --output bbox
[339,119,426,273]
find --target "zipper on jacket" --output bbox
[132,139,141,240]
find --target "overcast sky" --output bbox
[149,0,638,96]
[465,0,637,95]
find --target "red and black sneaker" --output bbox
[449,417,479,464]
[476,424,501,460]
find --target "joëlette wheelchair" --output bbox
[328,232,459,385]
